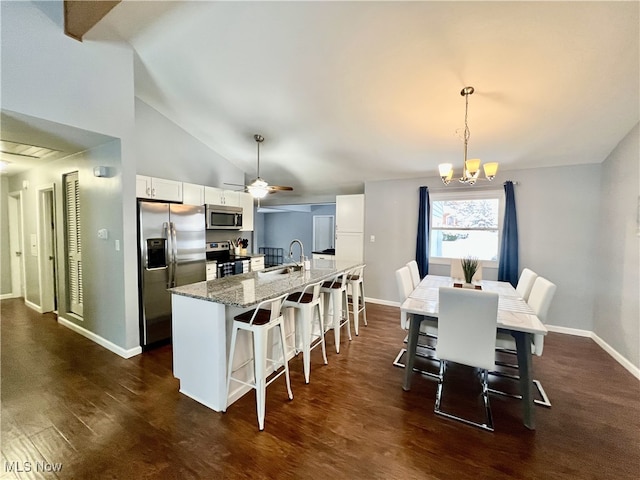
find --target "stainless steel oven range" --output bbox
[206,242,250,279]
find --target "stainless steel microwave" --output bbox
[205,204,243,230]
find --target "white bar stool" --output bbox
[320,269,352,353]
[223,293,293,431]
[346,264,367,335]
[283,280,328,383]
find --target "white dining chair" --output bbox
[492,276,557,407]
[435,287,499,431]
[392,266,438,376]
[406,260,421,289]
[515,268,538,301]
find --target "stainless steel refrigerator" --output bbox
[138,201,206,347]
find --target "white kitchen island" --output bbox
[169,258,363,412]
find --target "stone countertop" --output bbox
[170,258,362,308]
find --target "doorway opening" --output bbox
[313,215,335,252]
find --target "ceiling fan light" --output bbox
[248,184,269,199]
[483,162,499,180]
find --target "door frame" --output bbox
[312,215,335,252]
[36,183,58,313]
[6,191,26,299]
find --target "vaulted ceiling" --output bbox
[87,1,638,202]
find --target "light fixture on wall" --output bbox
[438,86,498,185]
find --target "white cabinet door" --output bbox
[204,186,225,205]
[183,183,205,206]
[222,189,239,207]
[336,194,364,233]
[335,232,364,262]
[250,257,264,272]
[136,175,182,202]
[151,177,183,202]
[239,192,254,231]
[136,175,153,199]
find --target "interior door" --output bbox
[8,193,25,298]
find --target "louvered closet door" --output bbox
[65,172,83,317]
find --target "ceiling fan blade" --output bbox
[268,185,294,191]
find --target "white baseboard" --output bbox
[58,316,142,359]
[546,324,591,337]
[0,293,18,300]
[25,299,43,313]
[365,296,400,307]
[590,332,640,380]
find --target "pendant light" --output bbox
[438,86,498,185]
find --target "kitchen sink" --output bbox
[257,265,303,278]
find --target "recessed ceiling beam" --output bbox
[64,0,121,41]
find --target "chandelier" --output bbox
[438,86,498,185]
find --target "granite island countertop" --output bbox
[169,258,363,308]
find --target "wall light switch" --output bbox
[370,235,375,243]
[115,240,120,251]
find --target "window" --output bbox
[429,190,503,262]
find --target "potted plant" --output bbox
[460,256,479,286]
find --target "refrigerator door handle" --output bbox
[164,221,173,289]
[170,221,178,287]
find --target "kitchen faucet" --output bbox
[288,239,304,266]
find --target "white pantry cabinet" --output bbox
[136,175,183,202]
[238,192,254,231]
[336,194,364,233]
[335,194,364,262]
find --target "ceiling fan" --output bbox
[228,134,293,199]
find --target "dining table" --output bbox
[400,275,547,430]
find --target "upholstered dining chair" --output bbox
[515,268,538,301]
[392,266,438,376]
[435,287,499,431]
[406,260,421,289]
[492,276,557,407]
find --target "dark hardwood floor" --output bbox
[1,297,638,479]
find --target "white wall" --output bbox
[1,1,139,352]
[135,99,244,187]
[593,123,639,369]
[364,162,601,334]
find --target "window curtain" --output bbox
[498,180,519,286]
[416,186,430,277]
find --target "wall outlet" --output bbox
[97,228,108,240]
[370,235,375,242]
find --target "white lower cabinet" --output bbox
[250,256,264,272]
[312,254,335,261]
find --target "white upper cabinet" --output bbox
[336,194,364,233]
[238,192,254,231]
[136,175,183,202]
[204,186,239,206]
[183,183,205,206]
